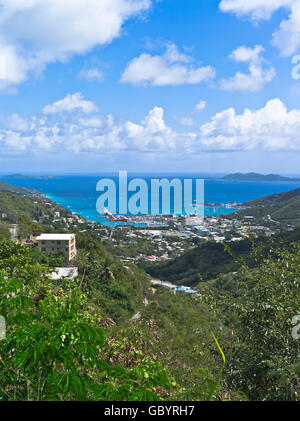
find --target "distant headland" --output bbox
[222,172,300,182]
[2,174,55,180]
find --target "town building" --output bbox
[36,233,76,261]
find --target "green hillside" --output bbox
[141,227,300,286]
[197,242,300,401]
[0,191,66,224]
[0,183,299,401]
[141,239,252,286]
[230,187,300,225]
[0,179,27,193]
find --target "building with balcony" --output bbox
[36,233,76,261]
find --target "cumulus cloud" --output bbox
[43,93,99,115]
[125,107,175,150]
[79,68,105,82]
[219,0,292,20]
[0,0,151,90]
[197,98,300,151]
[195,100,207,111]
[220,45,275,92]
[121,44,216,86]
[1,94,300,156]
[0,93,175,155]
[219,0,300,56]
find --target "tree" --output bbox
[222,243,300,400]
[0,241,175,401]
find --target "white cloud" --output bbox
[219,0,292,21]
[121,44,216,86]
[125,106,175,150]
[197,98,300,151]
[180,117,194,126]
[79,68,105,82]
[219,0,300,56]
[273,1,300,56]
[0,43,33,92]
[78,116,103,128]
[220,45,275,92]
[0,0,152,90]
[0,94,175,154]
[43,93,99,115]
[1,94,300,156]
[6,114,29,132]
[195,100,207,111]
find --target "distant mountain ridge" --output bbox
[223,172,300,182]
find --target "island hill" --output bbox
[2,173,55,179]
[3,172,300,183]
[222,172,300,182]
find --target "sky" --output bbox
[0,0,300,175]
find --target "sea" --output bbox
[2,174,300,227]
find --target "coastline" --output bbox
[2,175,300,227]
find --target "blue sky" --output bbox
[0,0,300,174]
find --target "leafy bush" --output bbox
[0,241,176,401]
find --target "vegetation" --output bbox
[229,187,300,225]
[74,232,150,323]
[141,238,253,286]
[0,180,27,194]
[0,192,68,225]
[0,240,231,401]
[0,222,10,242]
[0,185,299,401]
[199,241,300,400]
[141,228,300,286]
[0,241,178,401]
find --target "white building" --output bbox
[36,234,76,261]
[50,267,78,281]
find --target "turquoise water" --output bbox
[2,175,300,227]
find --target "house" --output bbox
[50,267,78,281]
[177,285,198,294]
[36,233,76,261]
[177,286,191,292]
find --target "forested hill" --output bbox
[141,239,252,286]
[141,227,300,286]
[0,191,70,225]
[0,179,26,193]
[246,187,300,205]
[230,187,300,225]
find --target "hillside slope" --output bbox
[141,227,300,286]
[230,187,300,225]
[0,179,27,193]
[0,191,68,224]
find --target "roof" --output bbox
[177,286,190,291]
[37,234,75,241]
[50,267,78,281]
